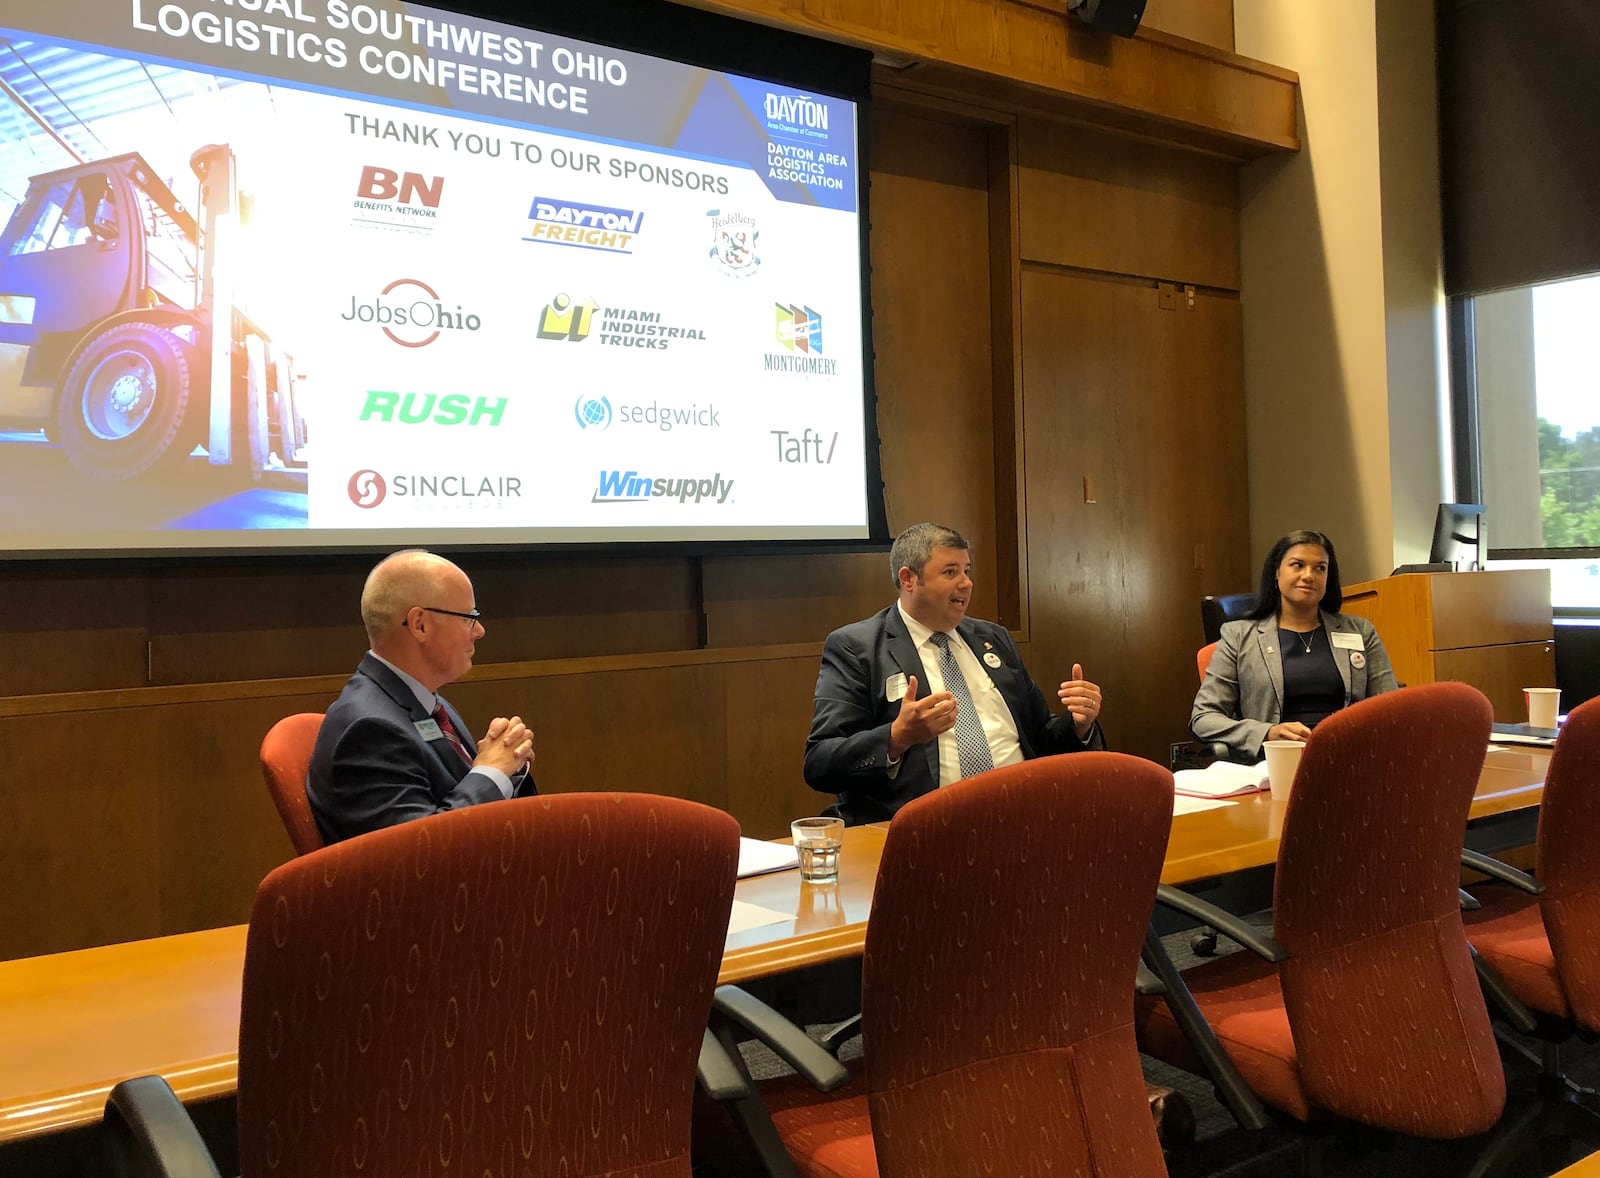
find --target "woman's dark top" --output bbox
[1278,626,1344,727]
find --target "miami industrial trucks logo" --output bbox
[706,210,760,277]
[352,165,444,234]
[538,293,707,350]
[763,92,833,143]
[591,470,734,504]
[573,395,721,432]
[525,196,643,253]
[342,279,482,348]
[360,390,507,426]
[346,469,522,509]
[765,303,836,376]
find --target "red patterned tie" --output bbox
[432,704,473,768]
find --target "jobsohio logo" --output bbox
[341,278,483,348]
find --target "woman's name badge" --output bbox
[1350,652,1366,669]
[414,718,444,740]
[983,652,1003,668]
[1330,631,1364,651]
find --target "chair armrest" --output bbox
[817,1014,862,1057]
[1461,850,1544,895]
[1458,888,1482,911]
[697,1029,751,1101]
[104,1075,222,1178]
[1155,885,1287,963]
[711,986,850,1093]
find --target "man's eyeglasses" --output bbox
[421,606,482,624]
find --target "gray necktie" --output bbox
[931,632,995,780]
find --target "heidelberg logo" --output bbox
[526,196,643,254]
[352,165,444,234]
[348,469,387,508]
[706,210,760,278]
[342,278,482,348]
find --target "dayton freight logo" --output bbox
[342,279,481,348]
[525,196,643,253]
[765,302,836,375]
[592,470,734,504]
[775,303,822,354]
[764,92,832,143]
[352,165,444,234]
[361,390,506,426]
[540,293,707,350]
[707,210,760,277]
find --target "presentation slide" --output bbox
[0,0,874,554]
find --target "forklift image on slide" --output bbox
[0,145,306,481]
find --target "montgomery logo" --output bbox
[592,470,734,504]
[540,294,708,351]
[776,303,822,354]
[538,293,598,341]
[707,209,760,278]
[772,428,838,464]
[526,196,643,253]
[764,92,831,141]
[342,278,481,348]
[361,391,507,426]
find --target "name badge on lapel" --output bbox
[885,672,908,702]
[414,718,444,741]
[1330,632,1364,651]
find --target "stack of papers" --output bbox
[737,837,800,879]
[1173,759,1269,799]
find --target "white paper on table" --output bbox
[1173,760,1269,798]
[737,837,800,879]
[1172,795,1236,816]
[727,899,795,934]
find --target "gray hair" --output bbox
[889,522,968,588]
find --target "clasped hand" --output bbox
[475,715,535,775]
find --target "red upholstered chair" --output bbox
[1138,682,1506,1139]
[1197,640,1219,685]
[751,752,1174,1178]
[105,793,741,1178]
[1464,697,1600,1099]
[259,712,326,855]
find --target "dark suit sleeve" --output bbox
[994,626,1107,756]
[323,712,505,837]
[803,628,902,801]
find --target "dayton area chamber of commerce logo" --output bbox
[575,395,613,430]
[706,210,760,277]
[341,278,482,348]
[348,469,387,508]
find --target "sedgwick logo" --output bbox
[526,196,643,253]
[342,279,482,348]
[354,166,443,218]
[592,470,734,505]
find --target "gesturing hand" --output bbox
[476,715,535,776]
[888,675,958,760]
[1057,663,1103,739]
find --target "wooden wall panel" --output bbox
[1017,119,1241,289]
[1141,0,1234,52]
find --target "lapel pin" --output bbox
[983,652,1003,668]
[1350,651,1366,669]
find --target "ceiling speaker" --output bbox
[1071,0,1148,38]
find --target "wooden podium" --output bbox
[1339,569,1555,721]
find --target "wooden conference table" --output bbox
[0,747,1551,1145]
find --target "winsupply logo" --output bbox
[525,196,643,253]
[539,293,707,350]
[592,470,734,504]
[361,390,506,426]
[342,278,481,348]
[573,395,721,432]
[772,428,837,464]
[775,303,822,354]
[707,210,760,278]
[764,92,832,143]
[352,165,444,234]
[345,469,522,508]
[764,301,837,376]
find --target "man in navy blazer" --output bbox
[308,550,536,843]
[804,523,1106,824]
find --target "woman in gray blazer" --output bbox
[1192,529,1398,761]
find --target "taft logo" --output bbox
[348,469,387,508]
[772,428,838,464]
[361,390,506,426]
[526,197,643,253]
[775,303,822,354]
[341,279,482,348]
[575,395,613,430]
[706,210,760,278]
[538,293,599,342]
